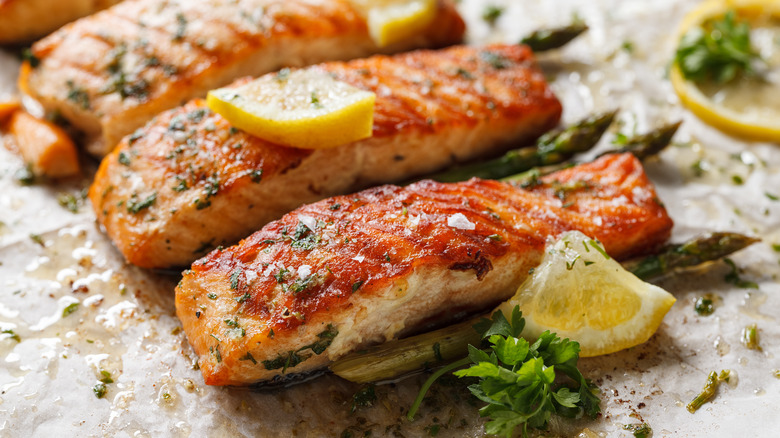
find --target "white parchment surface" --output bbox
[1,1,779,436]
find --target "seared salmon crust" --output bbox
[0,0,121,43]
[175,153,673,386]
[90,44,563,268]
[22,0,465,156]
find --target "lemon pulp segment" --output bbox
[207,68,376,149]
[498,231,676,357]
[350,0,437,47]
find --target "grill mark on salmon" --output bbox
[89,44,563,268]
[175,153,673,385]
[22,0,465,156]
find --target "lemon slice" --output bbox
[496,231,676,357]
[350,0,437,47]
[671,0,780,142]
[207,68,375,149]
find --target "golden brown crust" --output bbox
[176,153,673,385]
[24,0,465,155]
[0,0,121,43]
[90,44,562,268]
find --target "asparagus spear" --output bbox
[426,111,616,183]
[502,121,682,185]
[622,232,760,281]
[600,121,682,160]
[330,232,759,383]
[521,22,590,52]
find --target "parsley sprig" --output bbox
[407,306,600,437]
[675,11,762,84]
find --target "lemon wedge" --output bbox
[671,0,780,142]
[207,68,375,149]
[496,231,676,357]
[350,0,437,47]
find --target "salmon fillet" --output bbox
[0,0,120,43]
[175,153,673,386]
[22,0,465,156]
[90,44,563,269]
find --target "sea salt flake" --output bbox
[297,265,312,277]
[298,214,317,231]
[352,255,365,263]
[448,213,475,230]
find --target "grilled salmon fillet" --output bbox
[90,44,563,269]
[0,0,121,44]
[175,153,673,386]
[22,0,465,156]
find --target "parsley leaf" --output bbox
[408,306,600,437]
[674,11,761,83]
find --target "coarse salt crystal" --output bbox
[352,255,365,263]
[245,270,258,283]
[262,263,277,277]
[448,213,475,230]
[298,214,317,231]
[298,265,312,277]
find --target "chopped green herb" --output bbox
[351,280,364,293]
[93,382,108,399]
[207,292,218,300]
[741,323,762,351]
[766,192,779,201]
[732,175,744,185]
[694,295,715,316]
[172,178,189,192]
[675,10,761,83]
[479,51,510,69]
[21,48,40,68]
[432,342,443,362]
[288,222,321,250]
[623,423,652,438]
[587,239,611,259]
[481,5,504,26]
[455,67,474,80]
[62,302,79,318]
[234,293,251,304]
[126,192,157,214]
[118,151,132,166]
[14,164,35,185]
[350,385,377,413]
[1,329,20,342]
[250,169,263,183]
[57,193,81,213]
[173,13,188,41]
[100,370,114,384]
[311,92,323,109]
[29,233,44,246]
[229,268,243,290]
[66,80,90,110]
[290,274,320,295]
[621,40,635,53]
[274,268,289,283]
[239,351,257,365]
[262,325,338,371]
